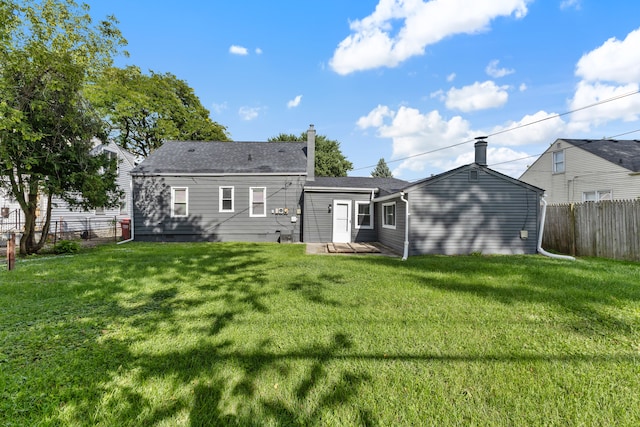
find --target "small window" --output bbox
[171,187,188,217]
[583,190,612,202]
[469,169,479,181]
[382,202,396,229]
[355,201,373,229]
[250,187,266,217]
[552,150,565,173]
[219,186,234,212]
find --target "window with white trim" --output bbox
[382,202,396,229]
[171,187,188,217]
[219,186,234,212]
[250,187,266,217]
[552,150,565,173]
[355,201,373,229]
[583,190,612,202]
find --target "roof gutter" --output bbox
[305,186,380,193]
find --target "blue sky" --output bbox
[87,0,640,181]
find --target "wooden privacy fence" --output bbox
[543,200,640,261]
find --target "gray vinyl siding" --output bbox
[376,196,407,254]
[303,191,377,242]
[406,167,541,255]
[133,175,304,242]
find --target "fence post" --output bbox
[569,203,576,256]
[7,233,15,271]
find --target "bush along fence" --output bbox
[543,200,640,261]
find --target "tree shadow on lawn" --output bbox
[8,245,639,426]
[358,254,640,337]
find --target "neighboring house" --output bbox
[519,138,640,204]
[131,127,544,256]
[0,140,136,236]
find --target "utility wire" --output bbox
[488,127,640,169]
[352,89,640,172]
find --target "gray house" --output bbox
[131,127,544,256]
[129,128,316,242]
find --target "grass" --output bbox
[1,242,639,426]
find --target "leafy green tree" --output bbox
[85,66,230,157]
[268,132,353,177]
[371,158,393,178]
[0,0,126,255]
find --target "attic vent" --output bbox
[248,154,252,161]
[469,169,479,181]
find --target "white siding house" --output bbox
[519,139,640,204]
[1,140,136,236]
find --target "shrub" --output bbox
[53,240,80,254]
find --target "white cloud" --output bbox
[229,45,249,55]
[287,95,303,108]
[568,81,640,132]
[441,146,534,177]
[486,59,515,78]
[446,73,456,82]
[356,105,394,129]
[255,48,263,54]
[560,0,581,10]
[575,27,640,84]
[519,83,527,92]
[488,111,568,147]
[211,102,228,114]
[356,105,568,179]
[329,0,529,75]
[239,106,262,121]
[567,27,640,131]
[445,81,509,112]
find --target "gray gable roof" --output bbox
[402,163,544,194]
[130,141,308,175]
[561,139,640,172]
[305,176,410,196]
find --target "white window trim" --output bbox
[249,187,267,217]
[552,150,565,174]
[354,200,374,229]
[171,187,189,218]
[382,202,396,230]
[582,190,613,203]
[219,186,234,213]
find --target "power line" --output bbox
[352,89,640,172]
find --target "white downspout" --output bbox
[538,196,575,261]
[400,192,409,261]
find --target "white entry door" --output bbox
[332,200,352,243]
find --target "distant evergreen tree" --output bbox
[371,158,393,178]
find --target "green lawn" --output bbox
[1,242,639,426]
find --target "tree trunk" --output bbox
[19,191,39,255]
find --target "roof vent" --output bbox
[187,148,195,152]
[248,154,252,161]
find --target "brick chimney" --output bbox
[474,136,488,166]
[306,124,316,181]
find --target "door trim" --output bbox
[332,200,352,243]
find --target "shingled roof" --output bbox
[305,176,410,197]
[130,141,308,175]
[561,139,640,173]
